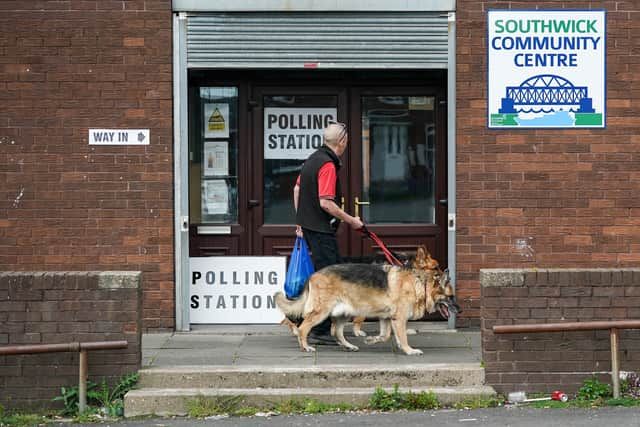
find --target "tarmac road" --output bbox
[55,406,640,426]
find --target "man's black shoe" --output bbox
[307,332,338,346]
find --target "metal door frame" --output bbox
[173,8,457,331]
[174,12,190,331]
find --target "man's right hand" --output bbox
[295,225,303,237]
[350,216,364,230]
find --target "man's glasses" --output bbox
[328,120,346,129]
[327,120,348,139]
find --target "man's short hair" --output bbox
[324,122,347,146]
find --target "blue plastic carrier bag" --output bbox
[284,236,314,299]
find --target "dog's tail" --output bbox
[275,282,309,319]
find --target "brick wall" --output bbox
[3,1,639,332]
[0,272,142,410]
[0,1,174,330]
[456,1,640,326]
[481,269,640,394]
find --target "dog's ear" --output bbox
[415,245,428,262]
[439,269,450,287]
[425,253,439,270]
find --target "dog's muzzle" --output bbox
[436,298,461,319]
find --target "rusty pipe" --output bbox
[79,350,88,413]
[0,341,128,356]
[493,320,640,334]
[611,328,620,399]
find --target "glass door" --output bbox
[251,87,349,256]
[349,89,448,266]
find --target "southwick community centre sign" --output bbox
[488,10,605,128]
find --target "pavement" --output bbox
[141,321,482,367]
[79,406,640,427]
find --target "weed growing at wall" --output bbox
[577,377,611,401]
[51,373,138,420]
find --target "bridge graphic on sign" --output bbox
[498,74,595,114]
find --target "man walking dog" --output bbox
[293,121,364,345]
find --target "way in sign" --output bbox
[92,131,129,143]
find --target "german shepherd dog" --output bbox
[279,246,444,337]
[349,246,442,337]
[275,249,459,355]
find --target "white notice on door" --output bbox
[204,180,229,215]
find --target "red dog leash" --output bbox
[360,224,404,266]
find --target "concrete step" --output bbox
[125,385,497,417]
[137,363,486,389]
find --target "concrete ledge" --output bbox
[98,271,142,289]
[479,269,524,288]
[137,363,485,389]
[124,385,497,417]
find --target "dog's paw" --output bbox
[302,345,316,352]
[353,330,367,337]
[364,336,385,345]
[406,328,417,335]
[343,344,359,352]
[404,348,423,356]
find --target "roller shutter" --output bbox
[186,12,449,69]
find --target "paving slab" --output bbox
[142,322,480,368]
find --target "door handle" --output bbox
[354,196,370,218]
[439,198,448,206]
[248,199,260,208]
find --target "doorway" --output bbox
[188,70,448,267]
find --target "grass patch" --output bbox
[186,395,249,417]
[452,396,503,410]
[606,398,640,407]
[274,398,355,414]
[72,408,102,424]
[0,413,49,427]
[369,385,439,411]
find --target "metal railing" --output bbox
[0,341,128,412]
[493,320,640,398]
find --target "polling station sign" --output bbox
[264,108,337,159]
[488,10,605,128]
[190,257,286,324]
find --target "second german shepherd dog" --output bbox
[349,245,442,337]
[275,252,459,355]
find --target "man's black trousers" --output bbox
[301,228,343,335]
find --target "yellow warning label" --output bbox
[208,107,225,131]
